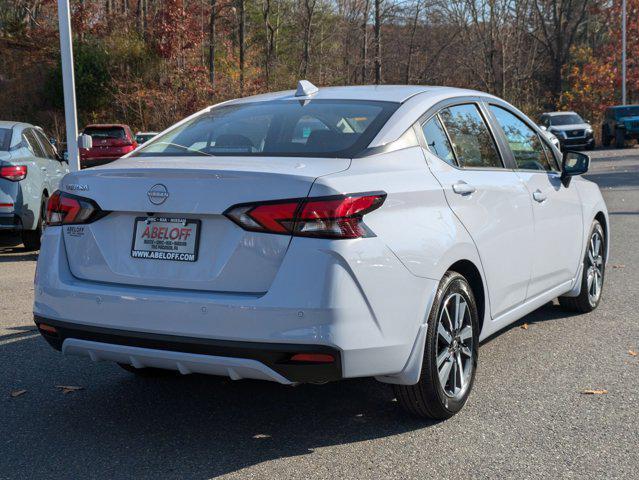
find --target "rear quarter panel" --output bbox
[309,146,488,337]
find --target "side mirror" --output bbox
[78,134,93,150]
[561,151,589,187]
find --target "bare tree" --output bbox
[404,0,423,84]
[374,0,382,84]
[531,0,591,104]
[238,0,245,94]
[300,0,317,78]
[361,0,370,83]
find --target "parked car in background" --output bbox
[135,132,159,145]
[35,84,608,420]
[601,105,639,148]
[0,121,68,250]
[539,111,595,151]
[80,124,137,169]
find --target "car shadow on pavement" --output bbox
[480,301,582,346]
[0,245,37,262]
[1,333,439,479]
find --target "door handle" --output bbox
[532,190,547,203]
[452,181,476,195]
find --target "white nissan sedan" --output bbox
[34,83,608,419]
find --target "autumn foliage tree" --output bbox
[0,0,636,141]
[563,0,639,127]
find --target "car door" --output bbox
[22,129,51,189]
[486,103,583,298]
[419,101,535,318]
[33,128,68,188]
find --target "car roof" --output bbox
[543,111,578,116]
[226,85,488,105]
[608,104,639,109]
[0,120,33,130]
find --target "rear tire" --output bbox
[22,196,47,251]
[394,271,479,420]
[559,220,605,313]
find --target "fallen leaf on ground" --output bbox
[520,323,529,330]
[10,389,27,398]
[629,350,638,357]
[580,389,608,395]
[612,264,626,269]
[55,385,84,394]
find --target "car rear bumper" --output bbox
[34,227,438,383]
[0,213,22,231]
[35,316,341,383]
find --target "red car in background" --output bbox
[80,124,138,168]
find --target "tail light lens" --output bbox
[0,165,27,181]
[224,192,386,239]
[46,191,106,226]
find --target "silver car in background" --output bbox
[0,121,69,250]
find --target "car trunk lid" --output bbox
[60,156,350,293]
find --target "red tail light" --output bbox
[46,191,106,226]
[224,192,386,239]
[0,165,27,181]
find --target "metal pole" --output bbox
[57,0,80,172]
[622,0,627,105]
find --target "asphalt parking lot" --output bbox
[1,148,638,479]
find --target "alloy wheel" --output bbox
[436,293,474,400]
[586,230,604,306]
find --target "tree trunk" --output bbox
[263,0,276,88]
[301,0,316,79]
[404,1,420,84]
[238,0,245,95]
[361,0,370,83]
[209,0,217,87]
[374,0,382,85]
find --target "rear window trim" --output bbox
[132,99,401,159]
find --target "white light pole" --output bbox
[57,0,80,172]
[622,0,627,105]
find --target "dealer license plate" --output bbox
[131,217,200,262]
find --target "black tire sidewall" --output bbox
[423,272,479,415]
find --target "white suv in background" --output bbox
[34,84,608,419]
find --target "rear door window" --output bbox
[23,129,46,158]
[422,116,456,166]
[438,104,503,168]
[489,105,554,171]
[33,129,58,160]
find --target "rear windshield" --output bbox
[132,100,399,158]
[0,128,12,151]
[614,106,639,118]
[549,114,583,126]
[83,127,127,139]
